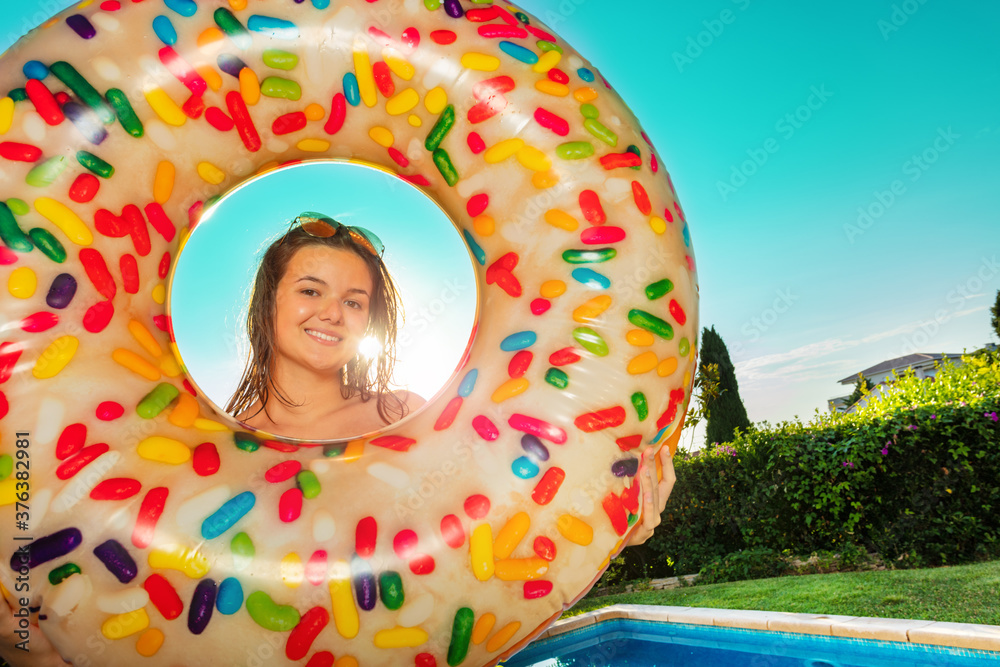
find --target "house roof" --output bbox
[837,352,962,385]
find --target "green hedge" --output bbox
[646,352,1000,575]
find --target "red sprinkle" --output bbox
[0,342,23,384]
[530,298,551,315]
[531,467,565,505]
[20,312,58,333]
[25,79,64,125]
[90,477,142,501]
[192,443,220,476]
[464,7,498,21]
[144,573,183,620]
[440,514,465,549]
[486,252,522,298]
[121,204,150,257]
[158,251,171,279]
[469,76,514,124]
[94,208,129,238]
[549,347,580,366]
[477,25,527,39]
[663,205,674,223]
[57,442,109,480]
[226,90,262,152]
[55,422,86,460]
[467,132,486,154]
[575,406,627,432]
[373,61,395,97]
[265,460,301,483]
[324,92,346,135]
[533,536,556,561]
[133,487,168,549]
[369,435,416,451]
[0,142,42,162]
[116,254,139,295]
[79,248,117,299]
[285,607,329,661]
[600,152,642,170]
[471,415,499,441]
[526,25,556,41]
[96,401,124,420]
[509,413,567,444]
[463,495,490,520]
[69,173,100,203]
[578,190,605,225]
[144,202,177,242]
[388,146,409,168]
[533,107,569,136]
[306,550,327,586]
[159,46,207,96]
[631,180,651,215]
[272,111,307,135]
[507,350,532,378]
[603,492,629,536]
[0,248,16,264]
[433,396,463,431]
[367,26,392,46]
[83,300,114,333]
[393,529,418,558]
[416,653,437,667]
[523,580,553,599]
[430,29,456,45]
[547,68,569,84]
[279,488,303,523]
[616,435,642,452]
[401,27,420,50]
[669,299,687,325]
[205,106,234,131]
[182,94,205,119]
[466,193,489,218]
[356,516,377,558]
[622,479,640,514]
[408,553,434,575]
[306,652,335,667]
[580,226,625,245]
[100,0,120,10]
[656,388,686,430]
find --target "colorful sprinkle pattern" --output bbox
[0,1,697,665]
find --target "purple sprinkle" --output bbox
[64,101,108,145]
[47,274,77,309]
[611,457,639,478]
[66,14,97,40]
[188,578,217,635]
[443,0,464,19]
[93,539,138,583]
[9,528,82,570]
[217,54,247,78]
[351,556,377,611]
[520,434,549,462]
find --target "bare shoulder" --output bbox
[394,390,427,414]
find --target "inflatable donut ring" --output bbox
[0,1,698,665]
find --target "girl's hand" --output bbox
[625,445,676,547]
[0,595,71,667]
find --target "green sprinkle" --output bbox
[424,0,442,8]
[48,562,81,585]
[631,392,649,421]
[0,202,33,252]
[447,607,475,666]
[260,76,301,100]
[105,88,143,137]
[231,532,255,571]
[583,118,617,147]
[580,103,599,119]
[324,442,347,457]
[432,147,459,187]
[379,571,405,610]
[679,337,690,357]
[7,199,29,215]
[573,327,608,357]
[544,367,569,389]
[515,11,530,24]
[628,309,674,341]
[627,512,639,527]
[233,432,261,452]
[555,141,594,160]
[50,61,114,124]
[0,454,12,481]
[645,279,673,300]
[136,383,180,419]
[246,591,300,631]
[562,248,617,264]
[214,8,252,49]
[425,104,455,152]
[26,156,69,187]
[262,49,298,70]
[76,151,114,178]
[28,228,66,263]
[8,88,27,102]
[627,144,642,170]
[537,40,562,54]
[296,470,321,499]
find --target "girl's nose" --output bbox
[320,298,343,323]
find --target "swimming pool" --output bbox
[502,615,1000,666]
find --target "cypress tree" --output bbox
[991,289,1000,342]
[699,326,751,444]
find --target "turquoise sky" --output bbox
[4,1,998,443]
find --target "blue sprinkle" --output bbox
[152,16,178,46]
[64,102,107,145]
[611,458,639,477]
[216,577,243,615]
[247,15,300,39]
[682,223,691,247]
[93,539,138,584]
[500,331,537,352]
[577,67,595,82]
[571,268,611,290]
[23,61,48,80]
[462,229,485,266]
[498,41,538,65]
[202,491,256,540]
[457,369,478,397]
[311,0,331,8]
[512,456,539,479]
[521,434,549,462]
[343,72,360,106]
[164,0,198,18]
[66,14,96,40]
[217,54,247,78]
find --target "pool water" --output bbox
[501,618,1000,667]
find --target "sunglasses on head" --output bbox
[281,211,385,258]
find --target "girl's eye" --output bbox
[346,300,362,309]
[301,288,319,296]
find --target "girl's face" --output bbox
[273,245,374,377]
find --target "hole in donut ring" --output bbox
[168,159,478,442]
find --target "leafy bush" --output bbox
[698,548,788,585]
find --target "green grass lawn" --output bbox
[566,560,1000,625]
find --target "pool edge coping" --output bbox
[537,605,1000,653]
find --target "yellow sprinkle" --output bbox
[484,138,524,164]
[34,197,93,245]
[470,523,494,581]
[148,545,209,578]
[135,628,164,657]
[196,65,222,92]
[373,626,429,648]
[461,52,500,71]
[197,162,226,185]
[239,67,261,106]
[101,609,149,640]
[353,40,377,108]
[386,88,419,116]
[683,370,692,388]
[343,438,365,462]
[627,329,655,346]
[228,0,247,10]
[33,336,78,379]
[472,214,494,237]
[111,348,160,381]
[544,209,578,231]
[407,114,422,127]
[516,145,551,172]
[144,88,186,127]
[540,280,566,298]
[304,103,325,121]
[368,126,394,148]
[137,436,191,465]
[151,283,166,305]
[494,558,548,581]
[159,353,182,378]
[334,658,359,667]
[486,621,521,653]
[383,48,415,80]
[193,418,228,432]
[535,80,569,97]
[493,512,530,560]
[532,170,558,189]
[329,573,360,638]
[128,320,163,357]
[649,216,666,234]
[424,86,448,114]
[281,553,303,588]
[532,49,562,73]
[574,87,598,102]
[627,351,658,375]
[153,161,175,204]
[168,392,200,428]
[0,97,14,134]
[8,267,36,298]
[491,377,528,403]
[297,138,332,152]
[472,613,495,645]
[0,479,17,506]
[573,295,612,323]
[197,27,224,49]
[657,357,679,377]
[557,515,593,545]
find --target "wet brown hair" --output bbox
[225,224,406,428]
